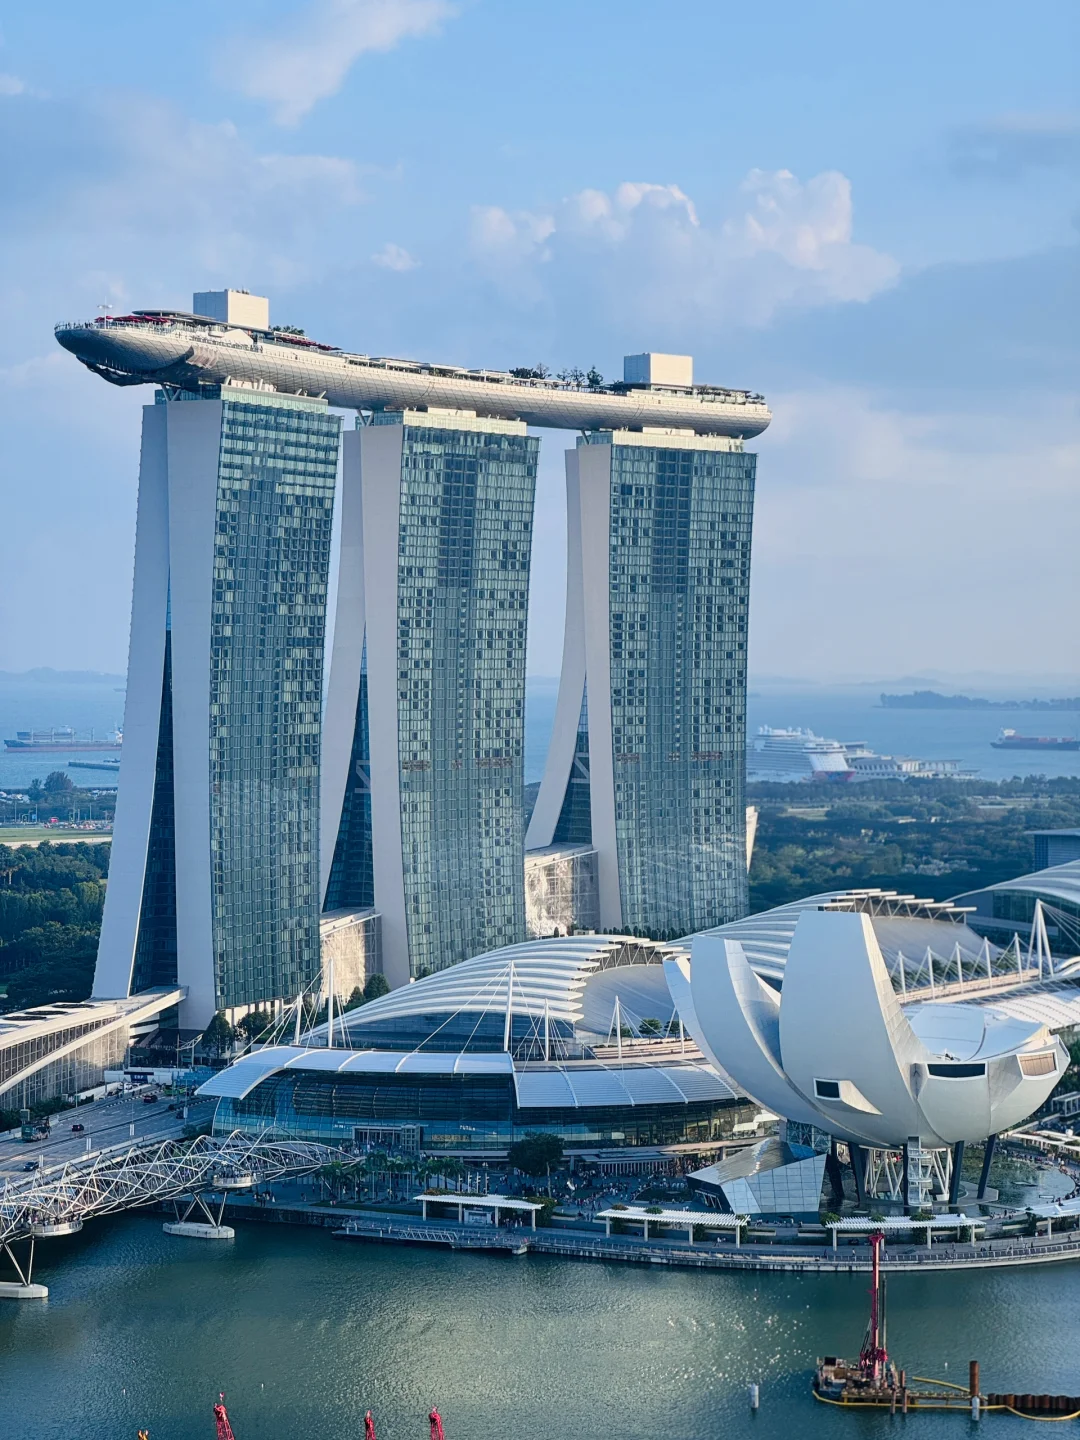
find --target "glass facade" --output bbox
[208,391,339,1009]
[133,630,178,990]
[382,417,539,978]
[215,1068,752,1152]
[551,688,592,845]
[0,1019,128,1110]
[592,435,756,936]
[325,652,374,911]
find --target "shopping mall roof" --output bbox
[323,934,683,1035]
[196,1044,738,1109]
[954,860,1080,909]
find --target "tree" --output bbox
[639,1018,663,1036]
[237,1009,273,1041]
[586,366,604,389]
[201,1012,235,1057]
[363,972,389,1002]
[345,985,365,1012]
[507,1132,564,1180]
[43,771,75,794]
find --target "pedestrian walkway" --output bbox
[221,1196,1080,1275]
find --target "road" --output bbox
[0,1090,217,1179]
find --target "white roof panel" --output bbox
[196,1046,308,1098]
[514,1069,578,1108]
[562,1069,633,1107]
[617,1067,685,1104]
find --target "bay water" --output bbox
[1,1214,1077,1440]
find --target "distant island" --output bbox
[881,690,1080,711]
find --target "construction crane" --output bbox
[214,1394,237,1440]
[858,1231,888,1385]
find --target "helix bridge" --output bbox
[0,1129,356,1294]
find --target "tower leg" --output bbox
[977,1135,997,1200]
[902,1141,910,1212]
[850,1142,867,1206]
[949,1141,965,1208]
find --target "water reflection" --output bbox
[2,1215,1079,1440]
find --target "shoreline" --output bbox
[202,1198,1080,1276]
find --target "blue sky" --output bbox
[0,0,1077,681]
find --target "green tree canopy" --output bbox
[363,972,389,1001]
[237,1009,274,1040]
[507,1132,564,1177]
[201,1012,235,1056]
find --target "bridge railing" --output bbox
[0,1131,359,1245]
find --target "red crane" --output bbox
[858,1231,888,1385]
[214,1394,237,1440]
[429,1408,445,1440]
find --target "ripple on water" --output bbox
[2,1215,1080,1440]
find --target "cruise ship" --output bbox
[746,727,854,782]
[747,727,973,783]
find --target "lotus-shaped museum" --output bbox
[667,907,1067,1154]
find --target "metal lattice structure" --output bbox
[0,1130,352,1246]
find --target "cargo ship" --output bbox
[4,727,122,752]
[991,728,1079,752]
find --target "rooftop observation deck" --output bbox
[54,315,772,439]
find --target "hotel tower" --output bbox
[527,356,756,937]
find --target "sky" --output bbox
[0,0,1077,683]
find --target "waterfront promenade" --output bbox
[212,1193,1080,1275]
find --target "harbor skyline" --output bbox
[0,6,1077,1438]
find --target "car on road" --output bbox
[71,1123,85,1133]
[23,1161,37,1171]
[141,1094,159,1104]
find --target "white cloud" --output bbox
[0,73,26,96]
[371,241,420,271]
[748,386,1080,678]
[1,94,364,293]
[469,168,898,330]
[224,0,457,125]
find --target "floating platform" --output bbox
[163,1221,235,1240]
[0,1281,48,1301]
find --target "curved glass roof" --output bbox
[329,934,682,1034]
[954,859,1080,908]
